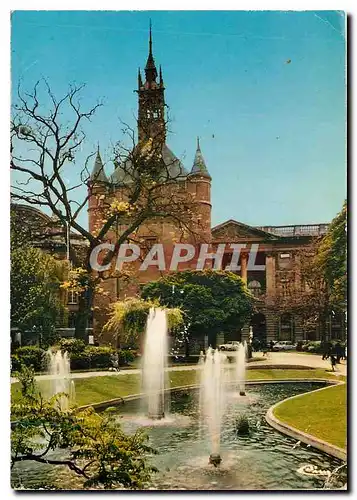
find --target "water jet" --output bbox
[142,308,169,420]
[199,347,229,465]
[46,349,74,409]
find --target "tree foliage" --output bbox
[266,202,347,340]
[141,269,254,345]
[103,298,184,346]
[11,366,157,490]
[11,216,67,343]
[315,200,347,312]
[11,80,198,338]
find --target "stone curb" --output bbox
[265,380,347,462]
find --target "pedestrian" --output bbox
[110,352,120,372]
[262,343,268,357]
[321,341,327,360]
[330,354,337,372]
[336,342,343,364]
[270,340,274,352]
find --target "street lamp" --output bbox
[249,325,254,344]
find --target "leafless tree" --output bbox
[265,241,332,341]
[11,79,200,338]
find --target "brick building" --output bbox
[13,28,344,348]
[87,27,345,347]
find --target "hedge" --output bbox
[11,346,46,372]
[11,345,137,372]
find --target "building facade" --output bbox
[13,28,344,348]
[87,27,345,347]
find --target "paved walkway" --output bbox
[249,351,347,376]
[10,352,346,383]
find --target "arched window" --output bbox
[248,280,262,297]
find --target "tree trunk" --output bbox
[74,292,90,341]
[74,252,94,341]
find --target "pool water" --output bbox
[11,382,345,491]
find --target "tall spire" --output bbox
[90,146,108,183]
[190,138,211,179]
[138,67,143,89]
[145,20,158,82]
[149,19,152,54]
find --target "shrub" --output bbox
[13,346,46,372]
[84,346,116,369]
[70,352,91,371]
[301,341,321,353]
[11,354,21,372]
[118,349,135,366]
[57,338,86,355]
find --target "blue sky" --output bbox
[11,10,346,229]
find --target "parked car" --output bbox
[272,341,296,351]
[218,341,240,351]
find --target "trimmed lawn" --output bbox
[274,383,347,450]
[11,368,343,407]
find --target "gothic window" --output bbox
[248,280,262,297]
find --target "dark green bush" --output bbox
[13,346,46,371]
[84,346,116,369]
[69,352,91,370]
[11,354,21,372]
[118,349,135,365]
[301,341,321,353]
[57,338,86,355]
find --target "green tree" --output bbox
[11,366,157,490]
[103,297,183,348]
[316,200,347,313]
[266,201,347,341]
[11,222,67,345]
[141,269,254,353]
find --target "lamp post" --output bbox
[249,325,254,344]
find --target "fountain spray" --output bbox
[142,308,169,420]
[199,347,229,466]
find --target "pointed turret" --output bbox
[138,67,143,89]
[159,65,164,87]
[145,20,158,83]
[90,146,108,183]
[190,137,211,179]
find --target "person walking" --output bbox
[335,341,343,364]
[330,354,337,372]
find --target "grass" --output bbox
[274,383,347,450]
[11,367,344,407]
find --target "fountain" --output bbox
[142,308,169,420]
[46,350,74,410]
[199,347,230,466]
